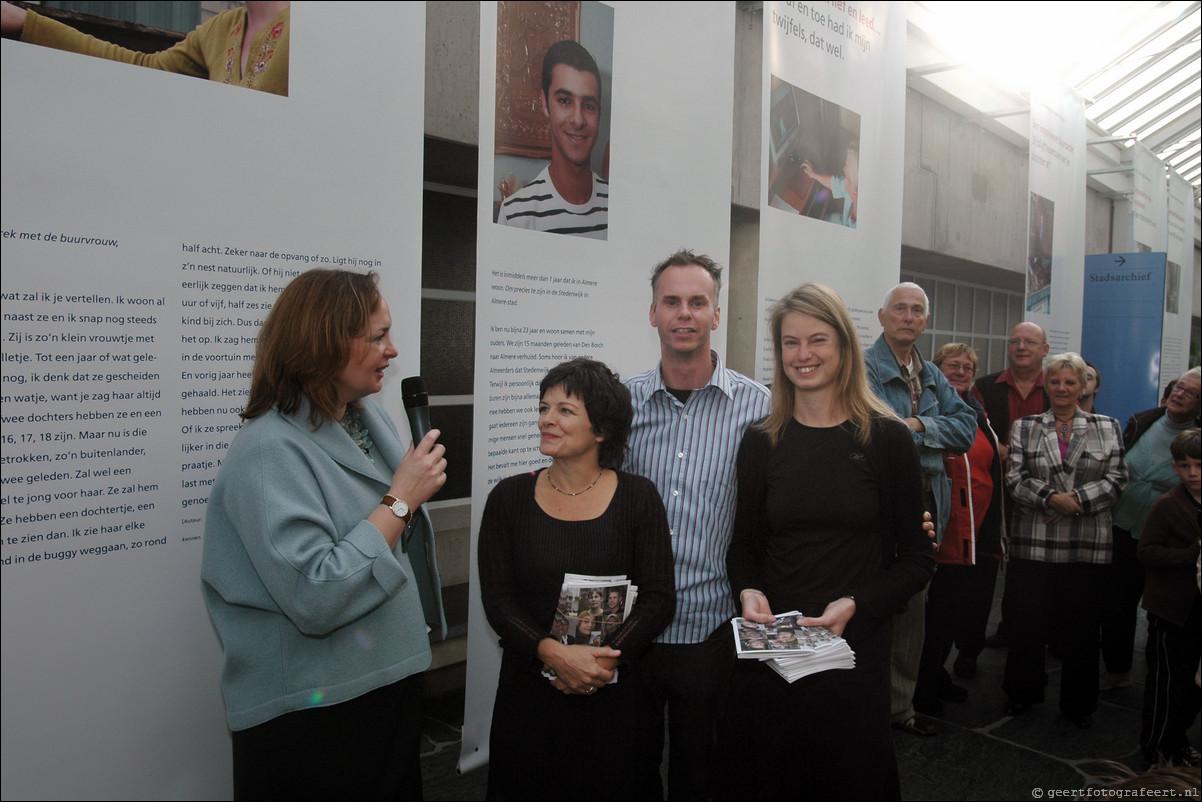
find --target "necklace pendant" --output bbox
[547,467,604,496]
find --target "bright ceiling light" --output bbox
[920,1,1122,94]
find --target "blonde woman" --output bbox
[722,283,934,800]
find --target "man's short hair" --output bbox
[649,249,723,302]
[881,281,929,317]
[542,40,602,103]
[1169,428,1200,461]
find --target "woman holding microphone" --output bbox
[202,269,447,800]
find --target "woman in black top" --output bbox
[478,358,675,800]
[722,283,934,801]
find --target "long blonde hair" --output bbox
[757,283,896,446]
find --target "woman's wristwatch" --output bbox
[381,494,414,527]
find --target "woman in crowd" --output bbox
[914,344,1004,714]
[1,1,290,95]
[722,283,934,800]
[1101,367,1201,690]
[201,269,448,800]
[477,358,675,801]
[1003,352,1127,729]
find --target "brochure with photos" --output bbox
[731,612,855,683]
[542,573,638,684]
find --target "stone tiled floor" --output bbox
[418,577,1200,800]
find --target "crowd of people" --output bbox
[5,7,1193,799]
[198,257,1199,800]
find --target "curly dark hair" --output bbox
[539,358,632,469]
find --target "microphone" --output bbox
[401,376,431,442]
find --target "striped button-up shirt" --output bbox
[623,352,771,643]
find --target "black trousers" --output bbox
[231,674,424,801]
[1002,559,1105,717]
[715,614,899,801]
[1100,526,1144,674]
[1140,601,1202,762]
[637,625,733,801]
[917,559,999,692]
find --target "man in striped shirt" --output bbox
[623,249,771,800]
[496,40,608,239]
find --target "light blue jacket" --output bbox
[864,335,976,540]
[201,398,444,730]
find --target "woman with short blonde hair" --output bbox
[1003,352,1127,729]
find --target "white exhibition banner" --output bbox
[757,0,907,379]
[1,5,427,798]
[1024,84,1086,353]
[461,0,736,773]
[1131,140,1168,252]
[1162,170,1195,390]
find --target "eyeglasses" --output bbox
[940,361,976,375]
[1170,384,1200,401]
[1007,338,1045,348]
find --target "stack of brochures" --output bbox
[731,611,855,683]
[542,573,638,684]
[554,572,638,643]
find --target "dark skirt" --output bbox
[486,652,657,801]
[231,674,424,801]
[714,614,899,801]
